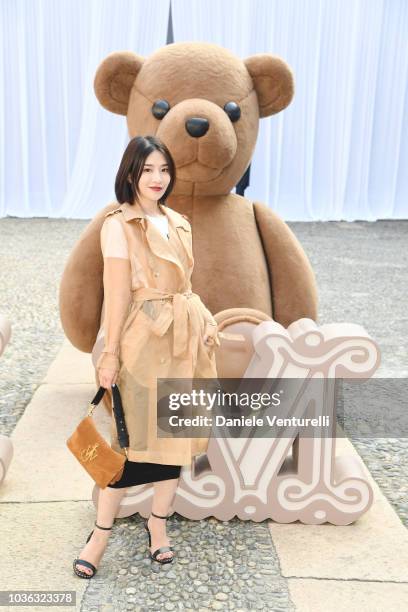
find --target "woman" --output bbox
[73,135,220,577]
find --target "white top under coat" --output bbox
[146,214,169,239]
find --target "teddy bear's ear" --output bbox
[244,54,294,118]
[94,51,144,115]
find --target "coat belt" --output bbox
[132,287,196,358]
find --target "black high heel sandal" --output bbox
[73,521,114,578]
[144,511,175,564]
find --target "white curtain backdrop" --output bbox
[1,0,407,220]
[0,0,170,219]
[172,0,408,221]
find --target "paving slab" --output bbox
[43,337,95,385]
[288,578,408,612]
[0,500,93,612]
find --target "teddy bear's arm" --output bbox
[183,217,221,346]
[95,217,132,372]
[253,202,319,327]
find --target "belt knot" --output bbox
[132,287,195,357]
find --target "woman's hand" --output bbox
[96,351,120,388]
[98,367,118,389]
[203,321,220,347]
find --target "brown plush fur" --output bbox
[60,42,317,353]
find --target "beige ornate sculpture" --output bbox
[102,317,377,525]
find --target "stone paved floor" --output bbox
[0,216,406,610]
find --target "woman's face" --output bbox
[136,150,171,203]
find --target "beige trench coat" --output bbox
[96,200,220,466]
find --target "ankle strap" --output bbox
[151,511,170,520]
[94,521,113,530]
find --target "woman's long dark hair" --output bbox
[115,135,176,206]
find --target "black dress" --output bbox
[107,460,181,488]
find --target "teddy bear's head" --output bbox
[94,42,294,196]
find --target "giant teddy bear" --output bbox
[60,42,318,382]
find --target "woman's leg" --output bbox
[147,476,180,561]
[75,486,127,575]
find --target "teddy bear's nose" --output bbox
[185,118,209,138]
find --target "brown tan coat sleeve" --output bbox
[96,215,132,372]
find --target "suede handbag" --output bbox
[66,384,129,489]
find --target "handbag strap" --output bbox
[89,384,129,450]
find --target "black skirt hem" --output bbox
[107,459,182,488]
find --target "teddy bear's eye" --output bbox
[223,102,241,123]
[152,100,170,119]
